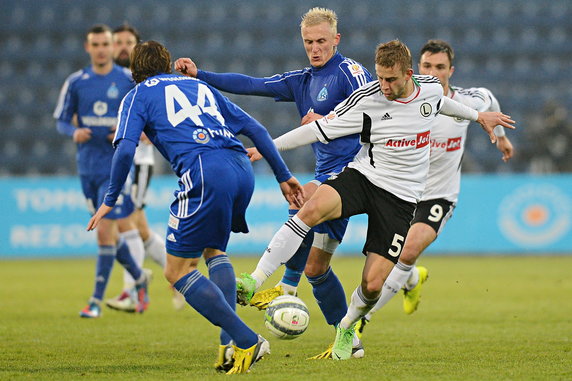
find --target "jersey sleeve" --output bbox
[53,72,80,123]
[210,86,292,183]
[113,86,145,147]
[338,60,373,95]
[197,70,296,101]
[311,97,367,143]
[454,87,493,112]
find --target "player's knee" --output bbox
[361,278,383,298]
[163,266,179,285]
[297,201,323,227]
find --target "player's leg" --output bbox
[332,178,415,359]
[80,217,117,318]
[237,183,342,304]
[249,181,319,309]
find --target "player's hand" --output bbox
[174,58,198,77]
[246,147,263,162]
[475,112,515,144]
[73,128,92,143]
[86,204,113,231]
[279,177,306,208]
[300,111,323,125]
[496,135,514,162]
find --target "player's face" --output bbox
[376,64,414,101]
[113,31,138,67]
[418,52,454,91]
[85,32,113,67]
[301,22,340,68]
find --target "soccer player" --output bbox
[105,23,186,312]
[233,40,515,360]
[54,24,149,318]
[175,7,371,356]
[86,41,304,374]
[355,39,514,332]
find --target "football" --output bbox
[264,295,310,340]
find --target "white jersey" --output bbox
[310,75,444,203]
[133,141,155,166]
[424,86,498,202]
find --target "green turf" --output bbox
[1,256,571,380]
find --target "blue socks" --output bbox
[307,266,347,326]
[174,270,258,349]
[92,245,115,302]
[116,238,142,282]
[281,209,315,287]
[206,255,235,345]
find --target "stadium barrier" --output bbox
[1,174,571,258]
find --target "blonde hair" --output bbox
[300,7,338,33]
[375,40,412,74]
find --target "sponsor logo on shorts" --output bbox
[167,233,177,242]
[168,214,180,230]
[386,131,430,149]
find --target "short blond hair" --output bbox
[375,40,412,74]
[300,7,338,33]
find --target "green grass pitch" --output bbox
[1,255,571,380]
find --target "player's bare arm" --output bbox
[174,57,198,77]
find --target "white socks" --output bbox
[144,231,167,267]
[340,286,379,329]
[121,229,145,288]
[252,215,310,288]
[365,261,414,320]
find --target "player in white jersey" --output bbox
[237,40,516,360]
[355,40,514,335]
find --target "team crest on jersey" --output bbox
[317,86,328,101]
[107,82,119,99]
[420,102,432,117]
[349,63,364,77]
[145,78,160,87]
[193,128,210,144]
[93,101,108,116]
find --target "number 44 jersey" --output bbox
[309,75,444,204]
[114,75,250,177]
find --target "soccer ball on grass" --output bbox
[264,295,310,340]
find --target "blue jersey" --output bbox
[54,64,134,176]
[114,74,291,181]
[198,51,372,177]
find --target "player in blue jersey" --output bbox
[175,8,372,357]
[86,41,304,374]
[54,24,149,318]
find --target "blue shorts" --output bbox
[312,170,349,242]
[80,173,134,219]
[166,150,255,258]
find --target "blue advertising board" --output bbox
[1,174,571,258]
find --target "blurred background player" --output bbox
[87,41,304,374]
[175,8,371,357]
[105,23,185,312]
[356,39,514,333]
[232,39,516,360]
[53,24,149,318]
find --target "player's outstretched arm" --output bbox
[279,177,306,209]
[174,57,198,77]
